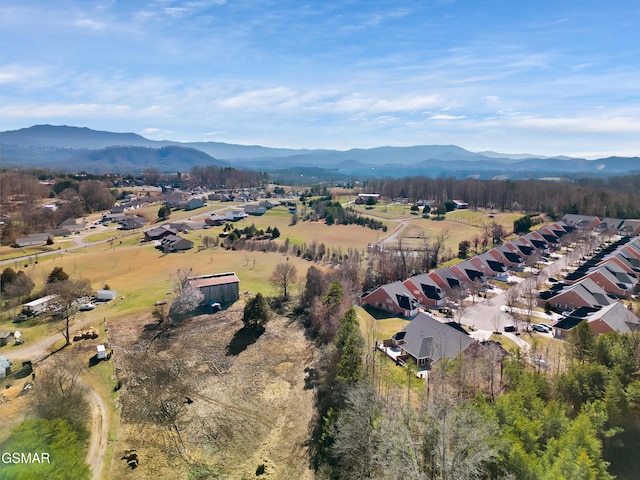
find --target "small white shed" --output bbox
[96,290,117,301]
[96,345,107,360]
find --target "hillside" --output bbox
[1,124,639,178]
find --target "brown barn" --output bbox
[189,272,240,306]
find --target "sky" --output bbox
[1,0,639,158]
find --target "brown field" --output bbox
[108,305,315,480]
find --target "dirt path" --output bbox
[84,380,110,480]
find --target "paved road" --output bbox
[460,252,572,348]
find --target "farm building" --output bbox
[0,356,11,379]
[0,332,15,346]
[96,290,117,301]
[189,272,240,306]
[355,193,380,204]
[22,295,58,315]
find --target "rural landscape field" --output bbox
[3,1,640,479]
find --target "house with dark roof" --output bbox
[450,260,485,284]
[565,265,636,299]
[159,234,194,252]
[508,238,536,259]
[205,214,226,226]
[489,246,524,271]
[144,225,178,242]
[428,268,464,292]
[403,274,447,308]
[561,214,601,231]
[541,278,614,312]
[620,220,640,237]
[120,215,147,230]
[523,232,549,254]
[391,313,476,369]
[553,303,640,338]
[361,281,419,318]
[469,253,508,280]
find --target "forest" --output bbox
[364,174,640,219]
[296,265,640,480]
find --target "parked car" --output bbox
[14,339,24,345]
[210,302,222,313]
[504,324,516,333]
[532,324,549,333]
[539,323,553,331]
[79,303,96,311]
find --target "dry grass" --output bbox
[109,306,315,479]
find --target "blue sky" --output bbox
[1,0,639,157]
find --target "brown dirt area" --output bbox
[108,303,316,480]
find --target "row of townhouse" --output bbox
[539,236,640,310]
[361,215,640,319]
[361,219,577,317]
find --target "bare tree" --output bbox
[270,260,297,299]
[47,278,92,346]
[33,356,90,432]
[431,230,450,269]
[169,284,204,321]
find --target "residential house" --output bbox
[391,313,476,369]
[110,205,127,214]
[225,209,248,221]
[596,218,625,234]
[620,220,640,237]
[507,238,536,260]
[58,217,84,229]
[561,214,601,231]
[540,278,614,312]
[15,233,50,247]
[159,234,194,252]
[469,253,508,280]
[361,281,419,318]
[260,199,281,209]
[244,203,267,216]
[355,193,380,204]
[403,274,447,308]
[205,214,227,226]
[452,199,469,209]
[489,246,524,271]
[523,232,549,254]
[536,226,561,250]
[189,272,240,306]
[120,215,147,230]
[450,260,485,284]
[144,226,178,242]
[184,197,204,211]
[428,267,464,292]
[565,265,636,298]
[553,303,640,338]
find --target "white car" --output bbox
[79,303,96,311]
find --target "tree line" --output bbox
[363,174,640,218]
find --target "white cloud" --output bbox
[429,114,466,120]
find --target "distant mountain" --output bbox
[0,124,159,149]
[1,124,638,178]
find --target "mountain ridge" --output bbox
[1,124,638,179]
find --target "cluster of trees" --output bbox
[0,267,35,303]
[183,165,267,189]
[307,197,387,231]
[310,326,640,479]
[363,174,640,218]
[0,169,116,245]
